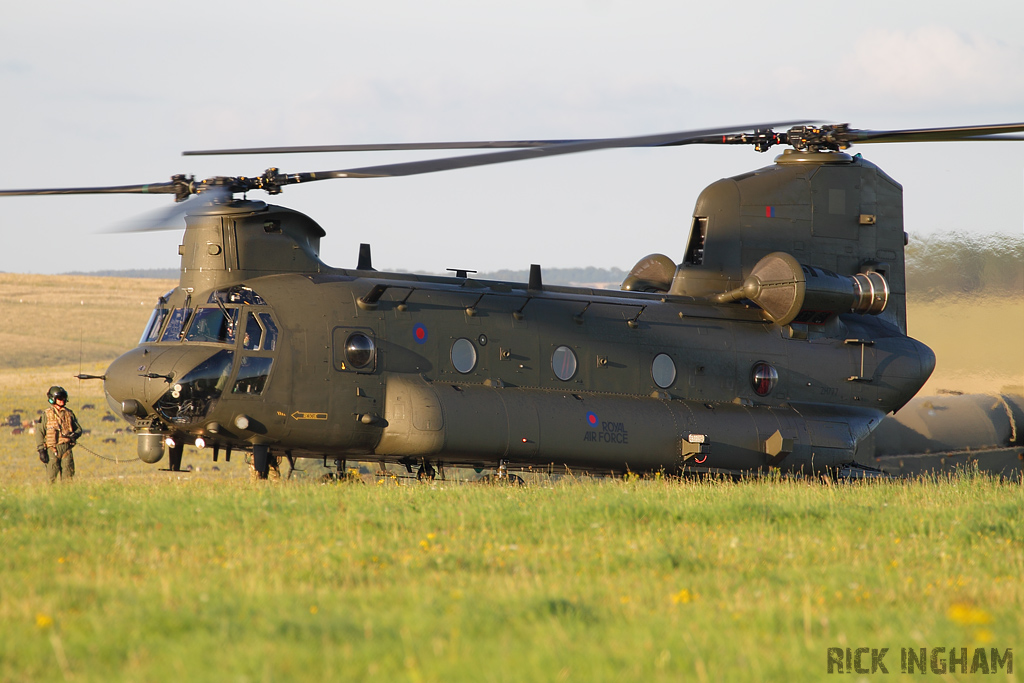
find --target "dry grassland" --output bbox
[908,295,1024,396]
[0,273,176,370]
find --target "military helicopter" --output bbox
[3,120,1023,479]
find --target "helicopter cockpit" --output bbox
[110,284,281,430]
[139,286,270,345]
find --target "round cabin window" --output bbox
[652,353,677,389]
[345,332,376,369]
[551,345,578,381]
[451,338,477,374]
[751,361,778,396]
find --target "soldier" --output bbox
[35,386,84,483]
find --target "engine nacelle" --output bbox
[715,252,889,326]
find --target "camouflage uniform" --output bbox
[35,402,84,483]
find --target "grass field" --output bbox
[1,273,1021,681]
[1,475,1021,682]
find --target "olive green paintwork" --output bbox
[855,393,1024,478]
[102,150,937,477]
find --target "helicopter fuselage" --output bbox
[103,258,933,476]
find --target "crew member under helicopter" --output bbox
[35,386,84,483]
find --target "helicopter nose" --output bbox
[104,347,166,416]
[104,345,230,419]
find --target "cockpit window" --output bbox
[243,312,263,351]
[185,307,238,344]
[232,357,274,395]
[241,311,280,351]
[140,308,169,344]
[209,286,266,306]
[155,350,234,424]
[160,308,193,342]
[259,313,279,351]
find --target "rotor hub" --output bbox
[774,149,854,165]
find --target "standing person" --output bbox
[35,386,84,483]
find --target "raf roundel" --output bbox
[585,411,599,428]
[412,323,428,345]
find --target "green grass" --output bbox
[1,475,1020,682]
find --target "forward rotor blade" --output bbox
[0,181,179,198]
[184,140,586,156]
[292,121,810,180]
[107,187,234,233]
[843,122,1024,144]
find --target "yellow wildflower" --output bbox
[947,603,991,625]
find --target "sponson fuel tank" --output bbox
[374,375,882,475]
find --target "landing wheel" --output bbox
[417,461,436,481]
[480,473,525,486]
[253,444,270,480]
[493,459,524,485]
[168,442,184,471]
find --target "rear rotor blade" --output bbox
[963,134,1024,141]
[290,120,810,180]
[182,120,809,160]
[841,122,1024,145]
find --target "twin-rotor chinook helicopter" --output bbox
[4,121,1024,479]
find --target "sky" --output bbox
[2,0,1024,276]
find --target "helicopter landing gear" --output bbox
[491,460,524,485]
[417,460,437,481]
[253,444,270,480]
[167,442,183,471]
[836,462,890,481]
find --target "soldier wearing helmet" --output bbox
[35,386,84,483]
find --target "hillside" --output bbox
[0,273,176,370]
